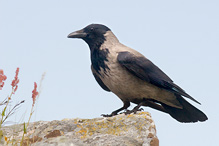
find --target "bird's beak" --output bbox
[67,29,87,38]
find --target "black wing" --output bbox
[91,65,111,92]
[117,51,200,104]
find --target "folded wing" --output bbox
[117,51,200,104]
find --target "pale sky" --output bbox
[0,0,218,146]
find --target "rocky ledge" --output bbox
[1,112,159,146]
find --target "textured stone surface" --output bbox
[1,112,159,146]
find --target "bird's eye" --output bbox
[90,28,94,31]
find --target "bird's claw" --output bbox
[124,108,144,115]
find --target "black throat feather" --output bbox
[84,36,110,75]
[91,48,110,75]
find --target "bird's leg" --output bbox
[124,102,144,115]
[124,108,144,113]
[124,99,168,115]
[101,101,130,117]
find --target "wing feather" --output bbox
[117,51,200,104]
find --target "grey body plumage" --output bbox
[68,24,208,123]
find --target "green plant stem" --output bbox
[2,100,25,124]
[0,89,14,128]
[20,104,34,146]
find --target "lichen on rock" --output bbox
[1,111,159,146]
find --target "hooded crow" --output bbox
[68,24,208,123]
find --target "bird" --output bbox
[67,24,208,123]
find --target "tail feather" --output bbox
[161,95,208,123]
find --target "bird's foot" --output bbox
[101,111,118,117]
[124,108,144,115]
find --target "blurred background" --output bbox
[0,0,218,145]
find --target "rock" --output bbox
[1,112,159,146]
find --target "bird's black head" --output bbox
[68,24,110,50]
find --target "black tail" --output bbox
[161,95,208,123]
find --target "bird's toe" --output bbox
[101,112,117,117]
[124,107,144,115]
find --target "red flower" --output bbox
[0,69,7,90]
[11,68,19,94]
[32,82,38,106]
